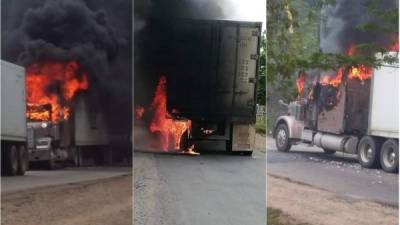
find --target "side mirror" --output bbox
[278,99,288,107]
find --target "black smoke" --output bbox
[320,0,398,53]
[134,0,229,106]
[1,0,132,138]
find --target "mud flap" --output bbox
[231,124,255,152]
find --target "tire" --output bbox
[275,123,292,152]
[239,151,253,156]
[73,148,80,167]
[357,136,381,168]
[323,149,336,154]
[47,146,56,170]
[74,147,83,167]
[47,159,56,170]
[380,139,398,173]
[6,145,19,176]
[17,145,28,175]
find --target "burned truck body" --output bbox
[163,20,262,154]
[274,53,399,173]
[28,93,110,168]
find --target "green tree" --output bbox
[257,30,266,105]
[267,0,398,101]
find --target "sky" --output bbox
[224,0,266,30]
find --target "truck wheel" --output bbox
[74,148,83,167]
[275,123,291,152]
[47,146,56,170]
[17,145,28,175]
[323,149,336,154]
[380,139,398,173]
[47,159,56,170]
[357,136,381,168]
[239,151,253,156]
[6,145,19,176]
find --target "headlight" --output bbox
[41,122,48,128]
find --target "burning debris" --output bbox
[26,60,89,122]
[135,75,198,154]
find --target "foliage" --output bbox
[257,30,266,105]
[267,0,399,101]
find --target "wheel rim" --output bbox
[360,143,373,163]
[382,145,396,168]
[277,128,287,147]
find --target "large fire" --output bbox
[319,44,372,87]
[26,60,89,122]
[135,75,192,152]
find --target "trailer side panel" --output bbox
[369,64,399,138]
[1,61,27,142]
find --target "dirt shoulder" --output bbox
[1,175,132,225]
[267,174,398,225]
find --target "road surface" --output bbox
[134,150,266,225]
[2,167,131,194]
[267,136,399,206]
[2,175,132,225]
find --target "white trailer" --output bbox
[1,61,29,176]
[274,53,399,173]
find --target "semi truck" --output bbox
[1,60,29,176]
[27,93,110,168]
[163,20,262,155]
[273,52,399,173]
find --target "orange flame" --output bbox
[26,60,89,122]
[389,33,399,52]
[296,73,306,96]
[148,75,191,151]
[135,105,145,120]
[319,44,372,86]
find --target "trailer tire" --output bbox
[6,145,19,176]
[17,145,28,175]
[275,123,291,152]
[380,139,398,173]
[323,149,336,154]
[357,136,381,169]
[239,151,253,156]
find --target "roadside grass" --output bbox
[267,207,311,225]
[256,117,266,134]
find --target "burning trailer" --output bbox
[274,51,399,173]
[26,61,111,168]
[135,19,262,155]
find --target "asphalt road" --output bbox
[134,150,266,225]
[1,167,131,194]
[267,136,399,206]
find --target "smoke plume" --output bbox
[320,0,398,53]
[1,0,132,137]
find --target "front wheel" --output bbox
[17,145,28,175]
[380,139,398,173]
[357,136,381,168]
[6,145,19,176]
[275,123,292,152]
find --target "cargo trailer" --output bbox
[1,60,29,176]
[162,19,262,155]
[273,52,399,172]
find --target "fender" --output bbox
[273,115,304,139]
